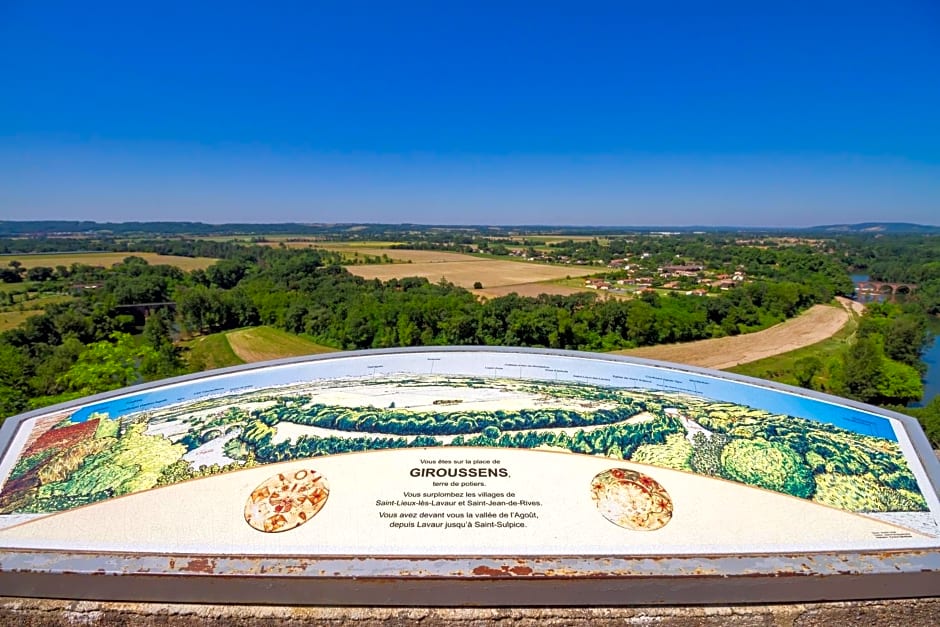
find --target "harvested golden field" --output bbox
[328,246,476,263]
[613,300,855,369]
[1,252,217,271]
[261,240,397,249]
[475,283,593,299]
[345,258,595,289]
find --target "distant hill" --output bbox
[806,223,940,234]
[0,220,936,237]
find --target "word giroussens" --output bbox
[409,466,509,478]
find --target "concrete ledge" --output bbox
[2,597,940,626]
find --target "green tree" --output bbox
[883,314,928,371]
[58,332,161,396]
[0,342,30,417]
[899,397,940,448]
[793,356,822,389]
[26,266,55,282]
[720,438,816,499]
[840,336,885,402]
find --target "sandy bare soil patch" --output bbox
[346,259,595,289]
[614,300,854,369]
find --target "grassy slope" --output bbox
[184,333,245,371]
[225,326,337,362]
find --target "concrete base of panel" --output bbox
[2,597,940,627]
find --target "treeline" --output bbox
[173,253,833,348]
[251,401,646,436]
[0,243,846,420]
[0,221,353,237]
[0,237,272,261]
[240,408,684,466]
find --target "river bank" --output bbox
[912,317,940,407]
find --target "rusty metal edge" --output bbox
[1,547,939,605]
[1,569,940,606]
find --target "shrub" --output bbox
[720,438,815,498]
[631,433,693,471]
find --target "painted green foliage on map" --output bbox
[0,375,928,516]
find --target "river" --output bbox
[852,274,938,407]
[913,318,940,408]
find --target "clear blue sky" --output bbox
[1,1,938,226]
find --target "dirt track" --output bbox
[614,298,858,369]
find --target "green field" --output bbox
[0,281,38,293]
[0,294,76,332]
[184,333,245,371]
[0,309,38,332]
[225,326,337,362]
[185,326,337,371]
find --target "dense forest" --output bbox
[0,229,937,446]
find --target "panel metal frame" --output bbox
[1,347,938,605]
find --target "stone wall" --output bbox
[2,597,940,626]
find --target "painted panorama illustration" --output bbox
[0,352,936,538]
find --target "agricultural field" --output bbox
[474,282,594,299]
[729,304,861,386]
[259,242,600,294]
[0,252,218,271]
[267,240,400,249]
[0,281,38,293]
[323,246,477,263]
[0,294,75,332]
[345,256,595,290]
[0,309,37,333]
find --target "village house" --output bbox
[585,278,612,290]
[659,264,704,278]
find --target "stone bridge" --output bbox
[114,301,177,317]
[855,281,917,296]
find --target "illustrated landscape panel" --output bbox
[0,349,938,546]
